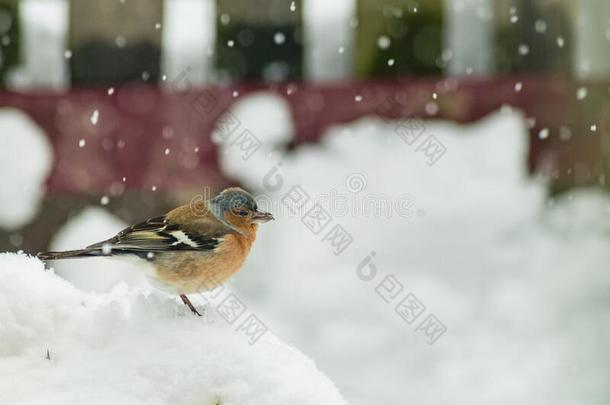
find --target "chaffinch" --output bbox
[37,187,274,316]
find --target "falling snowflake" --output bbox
[559,126,572,141]
[286,84,297,95]
[518,44,529,55]
[557,36,565,48]
[102,243,112,255]
[425,102,439,115]
[576,87,588,100]
[534,20,547,33]
[377,36,391,50]
[78,139,86,148]
[538,128,549,139]
[90,110,99,125]
[514,82,523,92]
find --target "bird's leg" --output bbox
[180,294,203,317]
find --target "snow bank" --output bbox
[0,109,53,230]
[0,253,347,405]
[216,94,610,405]
[217,92,294,181]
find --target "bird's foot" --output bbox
[180,294,203,317]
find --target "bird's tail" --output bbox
[37,249,102,261]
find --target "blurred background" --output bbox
[1,0,610,404]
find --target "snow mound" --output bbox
[214,98,610,405]
[0,108,53,230]
[217,92,294,181]
[49,207,149,293]
[0,253,347,405]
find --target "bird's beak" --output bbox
[252,210,274,223]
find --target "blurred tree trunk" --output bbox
[494,0,573,73]
[573,1,610,79]
[572,3,610,189]
[0,0,19,87]
[215,0,303,82]
[69,0,163,85]
[445,0,493,76]
[355,0,444,78]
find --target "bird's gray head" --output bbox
[211,187,257,213]
[209,187,273,233]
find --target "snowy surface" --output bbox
[0,253,347,405]
[0,109,53,230]
[214,94,610,405]
[216,92,294,177]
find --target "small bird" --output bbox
[37,187,273,316]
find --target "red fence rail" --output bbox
[0,77,603,194]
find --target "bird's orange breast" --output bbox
[150,233,255,294]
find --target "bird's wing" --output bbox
[87,216,221,252]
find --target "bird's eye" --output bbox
[237,210,249,217]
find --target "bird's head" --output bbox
[209,187,274,234]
